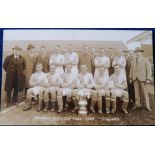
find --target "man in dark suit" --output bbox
[78,45,93,73]
[3,46,26,107]
[34,46,49,73]
[124,50,135,105]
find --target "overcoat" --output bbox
[3,54,26,92]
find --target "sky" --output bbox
[3,29,152,49]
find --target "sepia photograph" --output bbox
[0,29,154,125]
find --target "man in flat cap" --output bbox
[130,47,152,111]
[3,46,26,107]
[23,44,37,98]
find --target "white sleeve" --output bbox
[73,53,79,64]
[104,57,110,68]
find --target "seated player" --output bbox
[90,67,110,114]
[59,64,76,111]
[43,65,62,112]
[72,65,97,113]
[109,64,129,114]
[23,63,47,111]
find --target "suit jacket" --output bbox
[130,56,152,82]
[34,55,49,73]
[126,56,132,81]
[23,52,37,88]
[3,54,26,92]
[78,52,93,73]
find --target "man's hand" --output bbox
[146,79,151,84]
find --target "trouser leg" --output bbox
[122,91,129,114]
[25,88,28,99]
[12,74,18,103]
[139,82,151,111]
[133,80,141,108]
[5,89,12,104]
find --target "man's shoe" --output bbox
[146,107,152,112]
[37,106,41,111]
[123,108,128,114]
[90,107,95,114]
[50,108,55,112]
[98,109,102,114]
[58,107,63,113]
[23,105,31,111]
[43,108,48,112]
[4,102,8,108]
[111,109,116,114]
[72,107,78,113]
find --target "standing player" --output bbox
[64,44,79,78]
[90,67,111,114]
[23,63,47,111]
[43,65,63,112]
[72,65,97,113]
[109,65,129,114]
[94,48,110,78]
[112,50,127,81]
[49,45,65,76]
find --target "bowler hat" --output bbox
[12,45,22,51]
